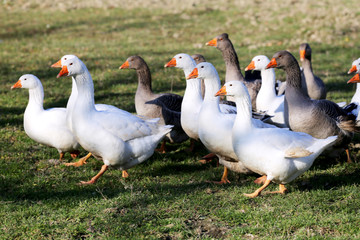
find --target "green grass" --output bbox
[1,2,360,239]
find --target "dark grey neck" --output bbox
[221,45,244,81]
[136,67,153,93]
[285,60,303,89]
[301,58,313,72]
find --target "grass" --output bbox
[1,1,360,239]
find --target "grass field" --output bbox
[1,1,360,239]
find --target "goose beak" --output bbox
[164,58,176,68]
[215,85,227,96]
[245,61,255,71]
[57,65,69,78]
[299,50,305,61]
[11,80,22,89]
[266,58,277,69]
[51,59,62,68]
[187,68,198,79]
[206,38,217,47]
[348,65,357,74]
[119,60,129,69]
[347,73,360,84]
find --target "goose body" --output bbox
[267,50,358,162]
[299,43,326,100]
[56,55,172,184]
[206,33,261,107]
[120,56,188,151]
[347,58,360,120]
[11,74,80,160]
[215,81,337,197]
[245,55,287,128]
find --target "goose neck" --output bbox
[136,67,153,93]
[27,85,44,111]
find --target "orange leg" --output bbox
[267,184,288,195]
[254,175,267,185]
[185,139,196,153]
[345,149,353,163]
[210,167,231,184]
[155,141,166,154]
[244,178,271,198]
[122,170,129,178]
[70,150,80,159]
[65,152,92,167]
[59,152,65,161]
[198,152,218,164]
[79,165,109,185]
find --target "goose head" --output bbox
[206,33,231,51]
[348,58,360,74]
[245,55,270,71]
[164,53,195,70]
[215,81,247,98]
[11,74,41,90]
[56,55,85,78]
[187,62,219,80]
[51,54,78,68]
[299,43,311,62]
[119,55,146,70]
[191,54,206,64]
[266,50,297,70]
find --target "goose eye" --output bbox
[64,58,67,60]
[219,38,223,41]
[24,78,27,80]
[229,84,232,86]
[278,55,282,58]
[179,56,182,59]
[201,66,204,68]
[69,63,73,65]
[257,59,260,61]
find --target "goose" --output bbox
[245,55,287,128]
[55,55,172,184]
[299,43,326,100]
[11,74,80,161]
[52,55,131,178]
[215,81,337,198]
[266,50,359,163]
[346,58,360,119]
[164,53,236,153]
[206,33,261,107]
[119,55,188,153]
[187,62,276,184]
[191,54,206,97]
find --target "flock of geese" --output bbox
[11,33,360,198]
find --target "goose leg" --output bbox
[70,150,80,159]
[65,152,92,167]
[199,152,218,165]
[155,141,167,154]
[345,149,353,163]
[267,184,288,195]
[185,139,196,153]
[210,167,231,184]
[122,170,129,178]
[79,165,108,185]
[59,152,65,161]
[254,175,267,185]
[244,178,271,198]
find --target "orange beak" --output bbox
[187,68,198,79]
[206,38,217,47]
[51,59,62,68]
[348,65,357,74]
[164,58,176,68]
[299,50,305,61]
[11,80,22,89]
[57,65,69,78]
[347,73,360,84]
[215,85,227,96]
[266,58,277,69]
[245,61,255,71]
[119,60,129,69]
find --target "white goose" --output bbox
[55,55,172,184]
[347,58,360,120]
[215,81,337,198]
[245,55,287,128]
[11,74,80,161]
[187,62,276,184]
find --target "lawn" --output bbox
[1,1,360,239]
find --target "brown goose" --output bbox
[191,54,206,64]
[299,43,326,100]
[266,50,359,163]
[206,33,261,109]
[119,55,188,153]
